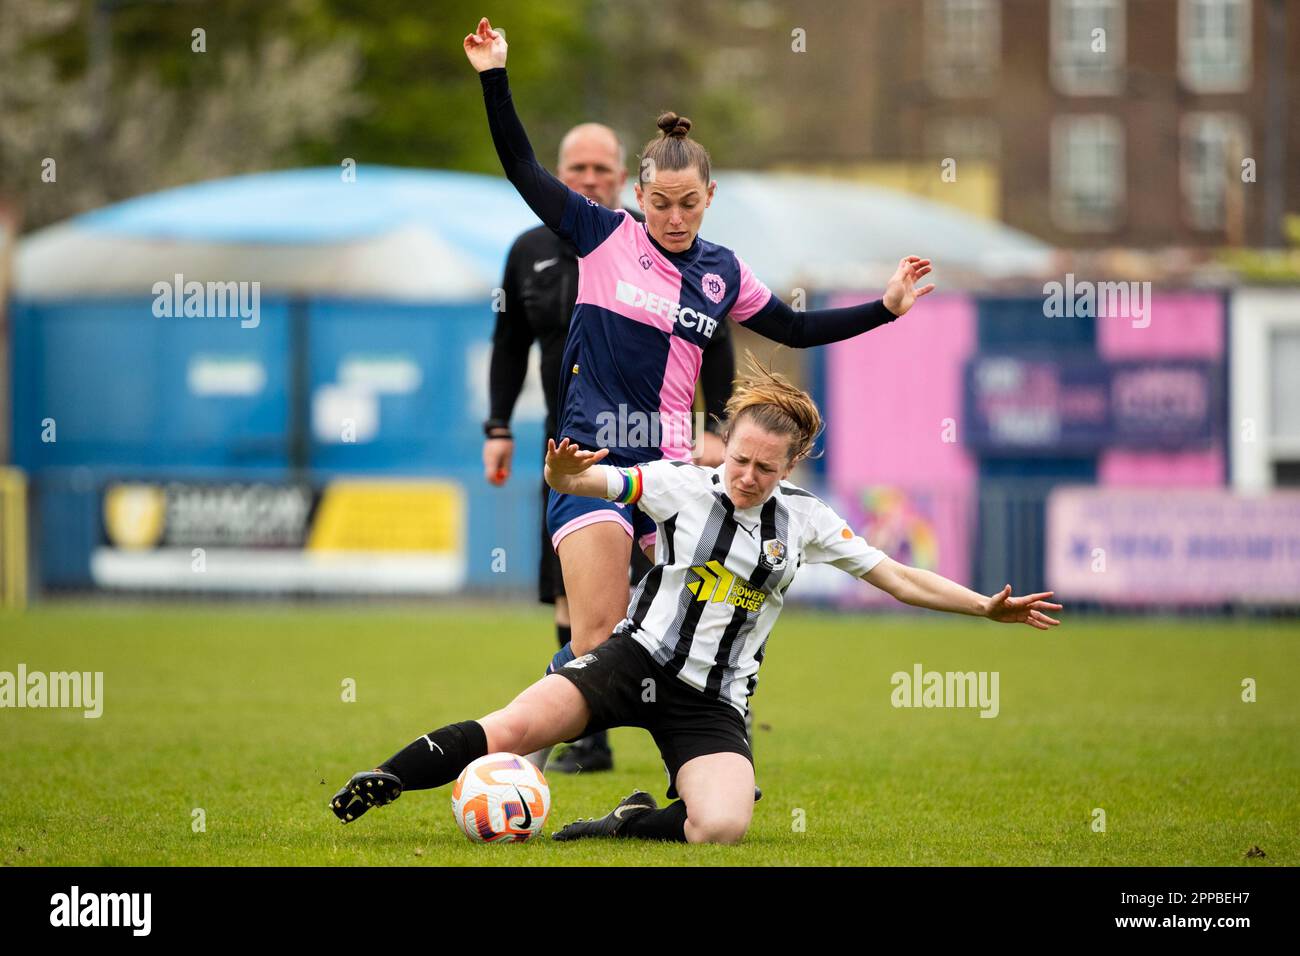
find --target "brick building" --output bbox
[751,0,1297,248]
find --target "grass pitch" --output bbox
[1,602,1296,866]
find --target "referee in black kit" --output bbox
[482,120,735,774]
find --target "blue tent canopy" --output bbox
[71,166,540,282]
[17,164,1052,299]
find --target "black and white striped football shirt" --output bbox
[612,460,886,716]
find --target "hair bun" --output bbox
[656,111,692,138]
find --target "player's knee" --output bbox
[480,707,529,752]
[686,809,749,845]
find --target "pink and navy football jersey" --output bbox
[555,190,773,463]
[479,66,898,468]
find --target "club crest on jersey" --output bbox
[639,254,652,270]
[701,273,726,304]
[760,538,787,571]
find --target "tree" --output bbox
[0,0,362,231]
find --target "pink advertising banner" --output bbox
[826,294,977,603]
[1047,487,1300,604]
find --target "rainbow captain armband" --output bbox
[604,465,644,506]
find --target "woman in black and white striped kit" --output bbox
[331,356,1062,844]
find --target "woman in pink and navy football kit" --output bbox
[465,18,936,672]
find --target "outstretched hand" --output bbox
[984,585,1063,630]
[545,438,609,477]
[882,256,936,316]
[463,17,507,72]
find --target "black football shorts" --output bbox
[553,631,753,799]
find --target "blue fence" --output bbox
[10,295,549,592]
[10,292,1259,608]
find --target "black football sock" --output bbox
[378,720,487,791]
[620,800,689,842]
[556,623,572,650]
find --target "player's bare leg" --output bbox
[525,596,573,772]
[331,676,589,824]
[674,753,755,844]
[479,674,591,756]
[556,521,633,655]
[552,753,755,843]
[543,521,632,774]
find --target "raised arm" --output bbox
[465,18,568,229]
[744,256,936,348]
[864,557,1063,630]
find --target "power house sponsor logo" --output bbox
[614,280,718,337]
[685,560,767,612]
